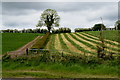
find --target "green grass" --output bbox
[70,33,97,50]
[63,33,96,55]
[84,30,119,42]
[3,58,118,78]
[76,32,119,53]
[2,33,44,54]
[58,34,69,50]
[59,34,81,55]
[50,34,56,50]
[2,31,119,78]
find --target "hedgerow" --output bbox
[31,32,50,49]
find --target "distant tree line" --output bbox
[75,23,118,32]
[52,27,71,33]
[1,27,71,33]
[1,29,48,33]
[1,20,119,33]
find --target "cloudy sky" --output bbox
[0,1,118,31]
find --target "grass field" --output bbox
[45,31,119,56]
[2,33,44,54]
[2,30,120,78]
[84,30,119,42]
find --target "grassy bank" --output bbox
[2,53,119,78]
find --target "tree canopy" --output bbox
[92,24,106,31]
[115,20,120,30]
[36,9,60,32]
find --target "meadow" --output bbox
[2,33,44,54]
[2,30,120,78]
[84,30,119,42]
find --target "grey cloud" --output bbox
[2,2,116,15]
[118,1,120,19]
[1,2,118,31]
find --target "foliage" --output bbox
[2,28,48,33]
[75,28,92,32]
[92,24,106,31]
[115,20,120,30]
[3,51,119,78]
[52,27,71,33]
[31,32,50,49]
[37,9,60,32]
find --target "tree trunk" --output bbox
[48,27,51,32]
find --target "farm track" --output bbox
[7,36,43,58]
[66,33,96,53]
[77,33,119,52]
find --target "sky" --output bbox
[0,0,119,32]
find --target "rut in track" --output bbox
[66,33,96,53]
[7,36,43,58]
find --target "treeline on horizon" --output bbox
[1,23,119,33]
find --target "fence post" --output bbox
[26,48,29,55]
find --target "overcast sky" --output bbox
[0,1,118,31]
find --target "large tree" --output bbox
[36,9,60,32]
[115,20,120,30]
[92,24,106,31]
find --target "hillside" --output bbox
[2,31,119,78]
[45,31,119,56]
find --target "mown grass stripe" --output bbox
[70,33,97,50]
[63,33,97,55]
[54,34,62,50]
[58,34,78,55]
[82,32,119,46]
[76,33,119,53]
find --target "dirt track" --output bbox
[7,36,43,58]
